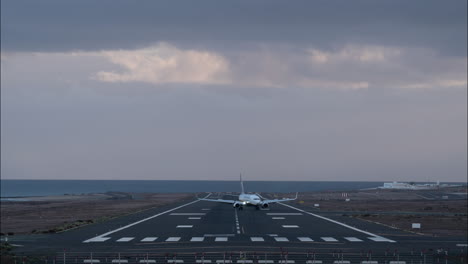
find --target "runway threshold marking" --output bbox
[215,237,228,242]
[141,237,158,242]
[274,237,289,242]
[83,195,209,243]
[166,237,181,242]
[297,237,314,242]
[344,237,363,242]
[321,237,338,242]
[190,237,205,242]
[251,237,265,242]
[279,202,396,243]
[116,237,134,242]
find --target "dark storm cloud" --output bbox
[2,0,466,55]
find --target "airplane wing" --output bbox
[259,193,298,204]
[198,198,238,204]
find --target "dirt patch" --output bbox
[0,192,193,235]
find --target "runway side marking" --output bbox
[279,202,396,242]
[274,237,289,242]
[166,237,181,242]
[83,196,208,243]
[344,237,363,242]
[297,237,314,242]
[141,237,158,242]
[188,217,202,220]
[190,237,205,242]
[272,217,285,220]
[282,225,299,228]
[116,237,134,242]
[176,225,193,228]
[170,213,206,216]
[321,237,338,242]
[215,237,228,242]
[251,237,265,242]
[267,213,302,216]
[234,209,241,234]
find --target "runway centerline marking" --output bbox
[272,217,285,220]
[176,225,193,228]
[83,195,210,243]
[188,217,202,220]
[234,209,241,234]
[278,202,396,242]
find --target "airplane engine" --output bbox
[233,202,241,208]
[261,203,269,208]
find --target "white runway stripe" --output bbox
[258,261,274,264]
[111,260,128,263]
[272,217,285,219]
[215,237,228,242]
[202,208,211,211]
[267,213,302,215]
[176,225,193,228]
[321,237,338,242]
[190,237,205,242]
[141,237,158,242]
[139,260,156,263]
[166,237,181,242]
[250,237,265,242]
[83,237,110,242]
[274,237,289,242]
[297,237,314,242]
[116,237,134,242]
[344,237,363,242]
[188,217,201,219]
[196,260,212,263]
[282,225,299,228]
[170,213,205,216]
[278,261,295,264]
[368,236,396,242]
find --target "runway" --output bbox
[10,195,468,254]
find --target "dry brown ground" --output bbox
[290,187,468,237]
[0,192,193,235]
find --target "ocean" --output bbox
[0,180,388,197]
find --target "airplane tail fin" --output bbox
[240,173,245,194]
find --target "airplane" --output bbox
[198,175,298,210]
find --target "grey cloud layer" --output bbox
[2,0,467,56]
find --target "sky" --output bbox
[1,0,467,182]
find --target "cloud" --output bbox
[95,43,230,85]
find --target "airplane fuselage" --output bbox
[238,193,262,206]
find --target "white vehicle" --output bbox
[199,175,298,210]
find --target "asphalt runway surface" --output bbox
[8,195,468,255]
